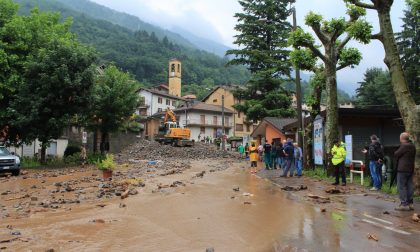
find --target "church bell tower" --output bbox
[168,58,181,97]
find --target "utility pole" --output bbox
[292,7,304,155]
[222,95,225,151]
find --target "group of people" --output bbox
[238,139,303,177]
[198,134,213,144]
[330,132,416,211]
[238,131,416,212]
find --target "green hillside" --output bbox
[14,0,250,87]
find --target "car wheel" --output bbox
[12,169,20,176]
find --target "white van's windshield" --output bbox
[0,147,11,156]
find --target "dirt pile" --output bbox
[116,139,239,163]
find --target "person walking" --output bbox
[271,141,278,169]
[80,145,87,167]
[363,135,384,191]
[281,139,294,177]
[238,143,245,158]
[263,140,272,170]
[249,143,259,174]
[331,140,347,186]
[294,143,303,177]
[276,142,285,170]
[394,132,416,211]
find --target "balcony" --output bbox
[183,119,233,128]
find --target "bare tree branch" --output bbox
[338,35,352,51]
[337,63,350,71]
[310,24,329,45]
[348,0,377,9]
[300,42,328,63]
[371,32,383,41]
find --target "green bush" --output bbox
[87,153,105,165]
[64,145,81,157]
[64,152,81,165]
[21,157,41,168]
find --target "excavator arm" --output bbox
[164,108,177,123]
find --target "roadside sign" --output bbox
[82,131,87,144]
[345,135,353,165]
[313,115,324,165]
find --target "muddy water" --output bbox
[2,162,420,252]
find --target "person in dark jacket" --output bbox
[362,135,384,191]
[280,139,294,177]
[394,132,416,211]
[276,141,285,169]
[271,142,278,169]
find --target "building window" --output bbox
[225,116,229,127]
[166,99,171,105]
[236,124,244,132]
[213,116,218,125]
[213,99,217,103]
[246,124,250,132]
[238,111,241,118]
[158,108,162,112]
[200,127,205,134]
[172,100,176,106]
[200,115,205,124]
[158,97,163,104]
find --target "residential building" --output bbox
[202,86,258,137]
[251,117,298,145]
[137,88,185,117]
[176,102,234,142]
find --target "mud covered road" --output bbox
[1,153,420,251]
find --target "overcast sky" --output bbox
[90,0,407,95]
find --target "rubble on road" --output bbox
[116,139,239,163]
[367,233,379,241]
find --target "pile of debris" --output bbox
[116,139,239,163]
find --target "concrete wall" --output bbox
[265,124,287,145]
[8,139,68,158]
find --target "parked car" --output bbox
[0,146,20,176]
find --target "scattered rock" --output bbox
[412,213,420,222]
[232,187,240,192]
[383,211,390,215]
[91,219,105,224]
[128,188,138,195]
[121,189,129,199]
[195,171,206,178]
[243,201,252,205]
[367,233,379,242]
[325,187,343,194]
[281,185,308,191]
[11,231,21,236]
[242,192,254,197]
[96,204,107,208]
[31,197,38,202]
[119,203,126,208]
[321,208,327,213]
[206,248,215,252]
[45,249,55,252]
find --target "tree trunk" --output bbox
[304,121,314,169]
[324,62,339,175]
[100,131,108,155]
[40,142,47,164]
[377,5,420,193]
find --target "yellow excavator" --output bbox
[155,108,194,147]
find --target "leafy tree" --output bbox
[355,68,396,108]
[345,0,420,192]
[0,3,96,164]
[87,65,140,154]
[11,34,96,163]
[289,5,372,154]
[396,0,420,103]
[226,0,295,122]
